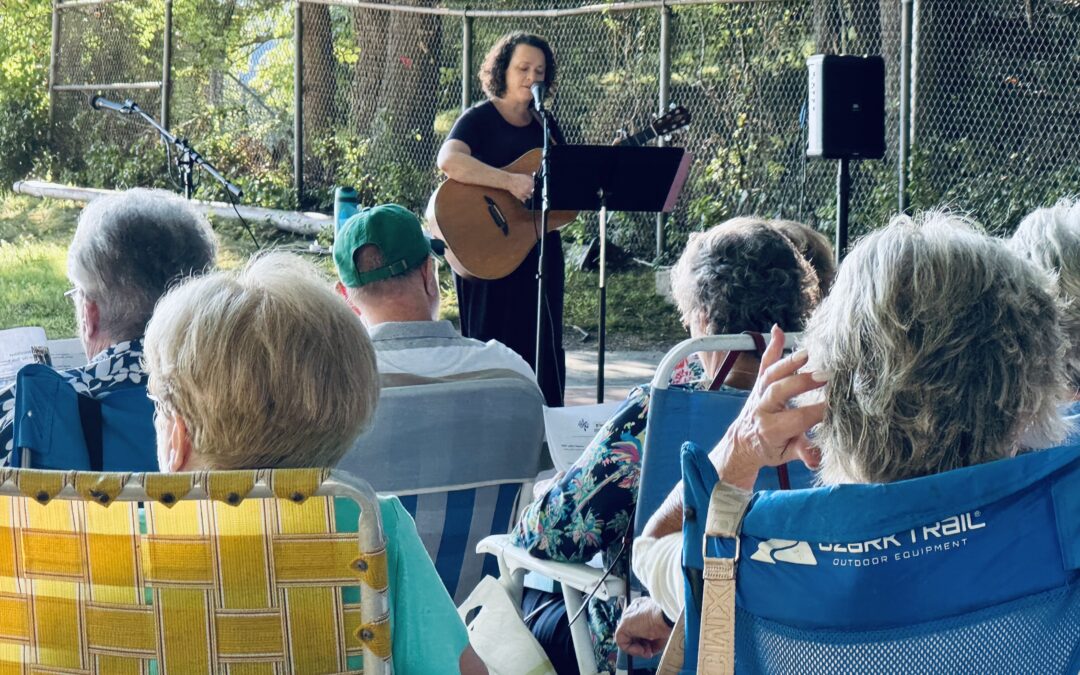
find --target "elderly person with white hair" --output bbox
[142,251,487,675]
[617,211,1069,656]
[0,188,217,463]
[1009,197,1080,412]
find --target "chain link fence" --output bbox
[912,0,1080,233]
[42,0,1080,256]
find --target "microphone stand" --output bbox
[534,102,552,401]
[124,100,243,201]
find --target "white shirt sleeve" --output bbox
[632,532,685,620]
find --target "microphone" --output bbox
[530,82,546,112]
[90,96,132,114]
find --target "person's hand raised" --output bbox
[710,325,827,490]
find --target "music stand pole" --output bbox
[597,189,607,403]
[534,108,552,391]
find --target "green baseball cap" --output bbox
[333,204,440,288]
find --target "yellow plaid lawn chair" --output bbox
[0,467,392,674]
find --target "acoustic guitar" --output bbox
[428,105,691,280]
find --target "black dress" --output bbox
[446,100,566,407]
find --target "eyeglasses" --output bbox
[63,287,81,302]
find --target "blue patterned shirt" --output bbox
[0,338,146,463]
[511,356,708,672]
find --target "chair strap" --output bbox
[656,610,686,675]
[77,394,104,472]
[708,331,765,391]
[696,482,752,674]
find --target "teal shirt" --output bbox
[378,495,470,672]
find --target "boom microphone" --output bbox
[90,96,133,114]
[530,82,546,113]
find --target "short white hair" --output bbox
[1009,197,1080,389]
[144,252,379,469]
[804,211,1069,485]
[68,188,217,340]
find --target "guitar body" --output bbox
[429,148,579,280]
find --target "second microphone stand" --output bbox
[125,101,243,201]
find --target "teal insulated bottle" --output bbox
[334,187,359,232]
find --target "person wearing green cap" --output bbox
[333,204,537,383]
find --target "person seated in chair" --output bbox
[0,188,217,464]
[512,218,821,672]
[143,251,487,675]
[333,203,535,383]
[617,211,1070,658]
[1009,197,1080,419]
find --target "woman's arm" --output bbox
[436,139,535,202]
[511,388,650,562]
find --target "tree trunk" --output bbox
[813,0,843,53]
[350,7,389,136]
[302,4,337,137]
[375,5,442,159]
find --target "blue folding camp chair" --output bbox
[478,334,815,674]
[9,363,157,472]
[337,369,546,606]
[674,441,1080,674]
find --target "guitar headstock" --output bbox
[650,105,692,138]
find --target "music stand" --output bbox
[544,144,691,402]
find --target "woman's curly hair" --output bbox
[670,217,819,336]
[479,32,556,100]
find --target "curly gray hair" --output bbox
[1009,197,1080,391]
[803,211,1069,485]
[670,217,819,336]
[68,188,217,341]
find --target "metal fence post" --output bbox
[898,0,912,213]
[294,2,304,209]
[48,0,61,154]
[655,1,672,259]
[161,0,173,131]
[461,12,473,111]
[909,0,920,149]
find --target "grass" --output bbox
[0,193,683,348]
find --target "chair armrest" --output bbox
[477,534,626,602]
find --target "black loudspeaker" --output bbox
[806,54,886,160]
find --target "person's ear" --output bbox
[422,258,438,297]
[81,296,102,340]
[166,413,194,472]
[336,281,362,317]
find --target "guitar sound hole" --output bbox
[484,196,510,236]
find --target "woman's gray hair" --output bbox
[144,252,380,469]
[68,188,217,340]
[1008,197,1080,390]
[803,211,1069,485]
[670,217,819,335]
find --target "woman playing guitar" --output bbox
[436,31,567,408]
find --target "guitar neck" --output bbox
[620,127,658,148]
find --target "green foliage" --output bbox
[0,0,50,191]
[908,141,1080,235]
[564,266,683,346]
